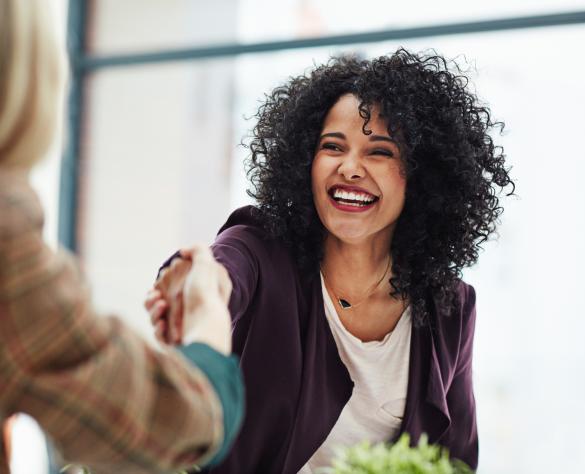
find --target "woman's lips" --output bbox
[327,193,377,213]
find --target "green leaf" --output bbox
[327,433,473,474]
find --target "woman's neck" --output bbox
[321,233,392,297]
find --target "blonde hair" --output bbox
[0,0,65,168]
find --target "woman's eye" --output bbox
[321,143,342,152]
[371,149,394,158]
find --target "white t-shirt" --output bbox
[298,274,412,474]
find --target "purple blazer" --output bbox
[167,206,478,473]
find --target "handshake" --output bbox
[144,246,233,355]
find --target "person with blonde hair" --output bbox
[0,1,244,473]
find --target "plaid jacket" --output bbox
[0,169,224,473]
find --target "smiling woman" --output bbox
[312,94,406,245]
[312,94,407,331]
[147,49,514,474]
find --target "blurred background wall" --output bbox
[14,0,585,472]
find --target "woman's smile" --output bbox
[327,184,379,213]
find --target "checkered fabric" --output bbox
[0,169,224,474]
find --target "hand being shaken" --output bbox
[145,246,232,354]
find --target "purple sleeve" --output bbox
[211,226,260,325]
[446,283,479,470]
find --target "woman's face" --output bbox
[311,94,406,246]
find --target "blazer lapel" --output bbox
[280,276,353,474]
[425,334,451,439]
[398,316,451,445]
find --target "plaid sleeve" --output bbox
[0,174,230,473]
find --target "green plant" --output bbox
[322,433,473,474]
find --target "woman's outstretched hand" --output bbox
[145,246,232,354]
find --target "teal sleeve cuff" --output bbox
[177,343,244,468]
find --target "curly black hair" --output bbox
[246,48,514,326]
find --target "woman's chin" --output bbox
[326,224,372,245]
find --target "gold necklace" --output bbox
[321,258,391,310]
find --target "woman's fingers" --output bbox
[149,299,169,325]
[167,290,180,343]
[154,319,168,345]
[144,289,162,311]
[158,257,191,345]
[169,292,184,344]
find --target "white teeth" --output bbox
[332,188,375,203]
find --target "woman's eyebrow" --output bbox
[319,132,345,140]
[369,134,396,144]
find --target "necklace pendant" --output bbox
[338,298,352,309]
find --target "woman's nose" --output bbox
[337,152,364,180]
